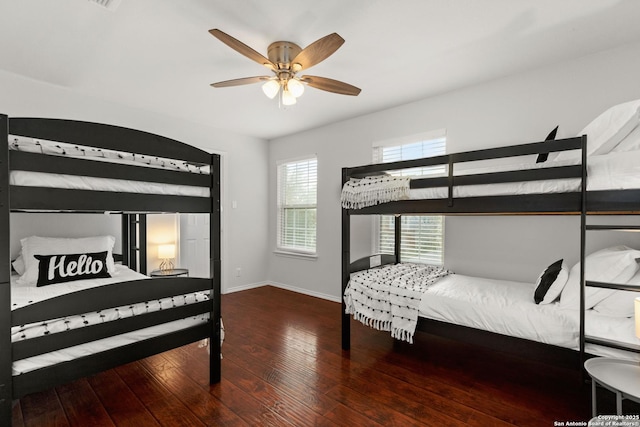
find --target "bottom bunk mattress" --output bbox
[345,264,640,360]
[11,264,214,375]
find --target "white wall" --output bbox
[1,70,269,293]
[268,40,640,301]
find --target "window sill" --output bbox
[274,250,318,260]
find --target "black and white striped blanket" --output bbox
[344,263,451,343]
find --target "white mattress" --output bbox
[11,265,211,375]
[8,135,211,198]
[10,170,209,198]
[12,317,208,375]
[418,273,640,360]
[403,149,640,199]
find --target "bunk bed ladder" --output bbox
[580,128,640,366]
[583,225,640,356]
[0,115,11,423]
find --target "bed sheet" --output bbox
[10,170,210,198]
[418,273,640,360]
[418,274,578,348]
[12,316,209,375]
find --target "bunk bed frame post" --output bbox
[0,115,11,424]
[579,134,588,371]
[394,215,402,263]
[121,214,148,274]
[210,153,222,383]
[341,167,351,350]
[121,214,130,267]
[138,214,147,274]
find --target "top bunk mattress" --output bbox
[8,135,211,198]
[411,150,640,200]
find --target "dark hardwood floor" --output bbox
[12,285,630,426]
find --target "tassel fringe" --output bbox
[341,176,411,209]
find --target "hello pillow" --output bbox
[17,235,116,286]
[35,251,112,286]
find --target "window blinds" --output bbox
[374,133,445,265]
[277,157,317,254]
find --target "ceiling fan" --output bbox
[209,29,361,106]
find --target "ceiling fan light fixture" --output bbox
[287,78,305,98]
[262,80,280,99]
[281,89,297,106]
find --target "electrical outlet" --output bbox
[236,267,241,277]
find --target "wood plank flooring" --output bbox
[11,285,633,426]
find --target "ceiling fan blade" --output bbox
[210,76,271,88]
[209,29,275,70]
[301,75,361,96]
[291,33,345,71]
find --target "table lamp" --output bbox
[158,244,176,272]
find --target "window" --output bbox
[373,131,446,265]
[277,156,317,255]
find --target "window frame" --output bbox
[275,155,318,257]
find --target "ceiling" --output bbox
[2,0,640,140]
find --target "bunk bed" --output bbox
[341,101,640,370]
[0,115,222,425]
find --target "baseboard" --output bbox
[224,281,341,303]
[224,281,269,294]
[266,281,341,303]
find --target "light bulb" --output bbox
[281,89,297,106]
[287,78,305,98]
[262,80,280,99]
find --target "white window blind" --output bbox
[374,132,446,265]
[277,157,317,254]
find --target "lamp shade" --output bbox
[287,78,305,98]
[158,244,176,259]
[281,89,297,106]
[262,80,280,99]
[636,297,640,339]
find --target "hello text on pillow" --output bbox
[35,251,112,286]
[17,235,116,286]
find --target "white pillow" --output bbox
[559,245,640,310]
[556,99,640,161]
[592,268,640,318]
[11,254,26,275]
[610,123,640,153]
[17,235,116,286]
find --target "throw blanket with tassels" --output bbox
[344,263,451,343]
[341,175,411,209]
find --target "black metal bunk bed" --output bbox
[341,134,640,369]
[0,115,222,425]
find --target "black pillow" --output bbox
[35,251,112,287]
[536,125,559,163]
[533,259,564,304]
